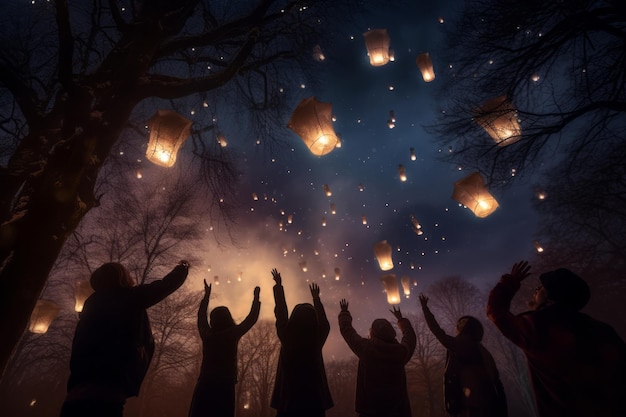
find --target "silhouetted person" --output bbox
[270,268,333,417]
[487,261,626,417]
[59,260,190,417]
[419,294,507,417]
[338,299,416,417]
[188,279,260,417]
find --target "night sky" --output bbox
[130,1,543,360]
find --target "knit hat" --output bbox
[539,268,590,310]
[370,318,397,342]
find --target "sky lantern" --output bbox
[361,215,367,225]
[474,96,521,146]
[363,29,391,66]
[288,97,339,156]
[374,240,394,271]
[534,241,544,253]
[401,276,411,297]
[380,274,401,305]
[410,214,423,235]
[214,275,220,285]
[452,172,499,218]
[398,164,407,182]
[535,188,548,200]
[217,133,228,147]
[410,147,416,161]
[321,217,327,227]
[358,183,364,192]
[312,44,325,61]
[323,184,332,196]
[299,261,308,272]
[330,203,336,214]
[334,267,341,280]
[387,110,396,129]
[145,110,192,167]
[74,279,94,313]
[29,300,60,334]
[416,52,435,82]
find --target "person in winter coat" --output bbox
[337,299,416,417]
[487,261,626,417]
[419,294,507,417]
[59,260,190,417]
[270,268,333,417]
[187,279,260,417]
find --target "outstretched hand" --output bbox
[309,282,320,298]
[390,305,403,320]
[203,279,211,298]
[504,261,532,283]
[418,293,428,308]
[254,286,260,299]
[271,268,282,285]
[339,298,349,312]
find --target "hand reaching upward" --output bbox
[339,299,349,312]
[203,279,211,299]
[309,282,320,298]
[390,305,403,320]
[271,268,282,285]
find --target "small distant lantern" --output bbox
[374,240,394,271]
[323,184,332,196]
[534,241,544,253]
[398,165,407,182]
[416,52,435,82]
[401,276,411,297]
[452,172,499,218]
[358,183,364,192]
[361,215,367,225]
[145,110,192,167]
[74,280,94,313]
[535,189,548,200]
[313,45,325,62]
[321,217,327,227]
[287,214,293,224]
[217,133,228,147]
[214,275,220,285]
[334,267,341,281]
[299,261,308,272]
[363,29,391,66]
[387,110,396,129]
[238,272,243,282]
[29,300,60,334]
[380,274,401,305]
[410,147,416,161]
[330,203,336,214]
[288,97,339,156]
[252,193,258,201]
[474,96,521,146]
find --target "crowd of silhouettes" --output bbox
[58,260,626,417]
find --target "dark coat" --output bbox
[66,265,188,399]
[270,284,333,413]
[187,296,260,417]
[487,276,626,417]
[338,311,416,417]
[421,305,507,417]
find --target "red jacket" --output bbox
[487,276,626,417]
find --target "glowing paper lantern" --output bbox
[288,97,339,156]
[387,110,396,129]
[334,267,341,281]
[452,172,499,218]
[323,184,332,196]
[401,276,411,297]
[363,29,391,66]
[410,147,416,161]
[474,96,521,146]
[312,45,325,62]
[299,261,308,272]
[29,300,60,334]
[374,240,394,271]
[416,52,435,82]
[145,110,192,167]
[380,274,401,305]
[330,203,336,214]
[534,241,544,253]
[361,215,367,225]
[217,133,228,147]
[74,279,94,313]
[398,165,407,182]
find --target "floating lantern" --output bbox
[474,96,521,146]
[323,184,332,196]
[380,274,401,305]
[410,147,416,161]
[214,275,220,285]
[387,110,396,129]
[330,203,336,214]
[217,133,228,147]
[29,300,60,334]
[535,189,548,200]
[74,280,94,313]
[363,29,391,66]
[534,241,544,253]
[374,240,394,271]
[334,267,341,281]
[321,217,327,227]
[299,261,308,272]
[416,52,435,82]
[401,276,411,297]
[287,214,293,224]
[452,172,499,218]
[361,215,367,225]
[398,165,407,182]
[145,110,192,167]
[251,192,258,201]
[312,45,325,62]
[358,183,364,192]
[288,97,339,156]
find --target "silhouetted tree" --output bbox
[0,0,374,375]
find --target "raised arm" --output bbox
[338,299,369,356]
[197,279,211,337]
[133,260,189,308]
[391,306,417,361]
[310,283,330,345]
[272,269,289,340]
[237,286,261,336]
[418,293,457,350]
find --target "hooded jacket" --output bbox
[338,310,416,417]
